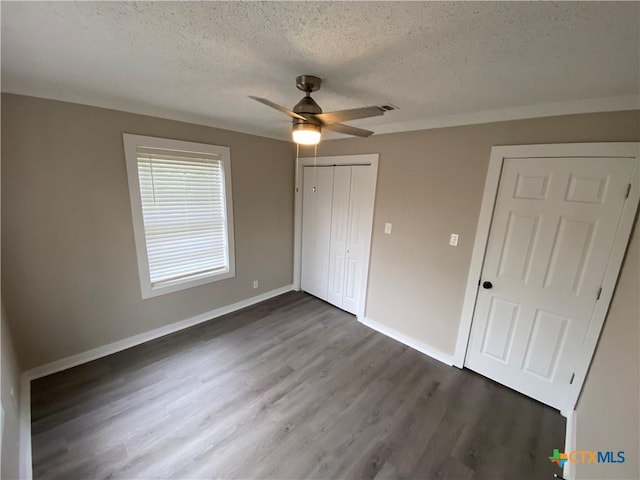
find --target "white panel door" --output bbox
[328,166,352,308]
[465,157,634,409]
[342,166,377,315]
[301,166,334,301]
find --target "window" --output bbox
[123,134,235,298]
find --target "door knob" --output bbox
[482,281,493,289]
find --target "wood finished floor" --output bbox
[31,292,565,480]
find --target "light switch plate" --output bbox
[384,223,392,234]
[449,233,459,246]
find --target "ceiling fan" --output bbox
[249,75,388,145]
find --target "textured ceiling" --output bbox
[2,1,639,140]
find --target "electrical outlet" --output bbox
[449,233,459,247]
[384,223,392,234]
[253,280,259,289]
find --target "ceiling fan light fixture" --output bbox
[250,74,387,140]
[292,122,321,145]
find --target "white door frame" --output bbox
[293,153,379,319]
[454,142,640,415]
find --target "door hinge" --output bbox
[625,183,631,199]
[596,286,602,300]
[570,373,575,384]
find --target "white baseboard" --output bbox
[563,409,577,480]
[358,316,455,366]
[18,284,293,479]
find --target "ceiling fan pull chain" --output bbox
[313,143,318,192]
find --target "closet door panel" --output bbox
[343,165,376,315]
[301,166,334,301]
[328,166,352,308]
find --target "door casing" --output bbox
[294,154,379,319]
[456,143,640,416]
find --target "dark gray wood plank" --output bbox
[31,291,565,479]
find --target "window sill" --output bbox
[140,269,235,299]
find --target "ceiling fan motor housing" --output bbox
[293,96,323,119]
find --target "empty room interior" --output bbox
[1,2,639,480]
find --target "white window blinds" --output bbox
[135,147,230,288]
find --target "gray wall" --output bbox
[575,221,639,480]
[1,306,22,480]
[1,94,295,369]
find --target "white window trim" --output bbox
[123,134,235,299]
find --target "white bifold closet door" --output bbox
[301,166,334,301]
[301,165,375,315]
